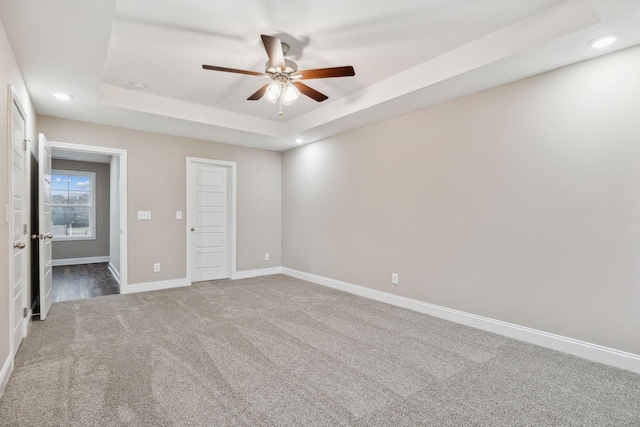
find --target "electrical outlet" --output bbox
[264,253,270,261]
[391,273,399,284]
[153,263,160,273]
[138,210,152,220]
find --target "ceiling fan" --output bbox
[202,35,356,115]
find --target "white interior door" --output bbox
[10,97,27,356]
[189,162,229,281]
[38,133,53,319]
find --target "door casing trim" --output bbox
[47,140,128,293]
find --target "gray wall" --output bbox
[38,116,282,284]
[52,159,110,260]
[282,45,640,355]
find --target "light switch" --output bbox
[176,211,183,220]
[137,210,151,220]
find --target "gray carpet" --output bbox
[1,274,639,426]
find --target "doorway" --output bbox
[186,157,236,282]
[36,140,128,312]
[49,154,117,302]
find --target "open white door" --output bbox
[38,133,53,319]
[10,91,28,356]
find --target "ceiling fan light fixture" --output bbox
[282,82,300,105]
[265,81,281,103]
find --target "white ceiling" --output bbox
[1,0,639,151]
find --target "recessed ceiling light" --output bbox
[53,92,72,101]
[590,35,617,49]
[295,138,303,144]
[124,83,146,91]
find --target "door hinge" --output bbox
[23,307,28,318]
[23,224,27,235]
[23,139,30,151]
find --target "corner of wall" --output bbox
[0,350,13,402]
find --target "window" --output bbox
[52,170,96,240]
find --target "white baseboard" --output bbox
[232,267,283,280]
[0,354,13,400]
[108,262,121,285]
[281,267,640,374]
[52,256,110,267]
[122,277,190,294]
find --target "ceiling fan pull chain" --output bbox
[278,91,284,116]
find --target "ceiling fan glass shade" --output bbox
[265,81,282,103]
[281,82,300,105]
[265,81,300,105]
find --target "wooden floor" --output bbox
[52,262,119,302]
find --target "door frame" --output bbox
[7,85,28,358]
[47,141,128,292]
[186,157,236,282]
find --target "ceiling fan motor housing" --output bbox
[265,58,298,75]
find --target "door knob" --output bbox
[191,227,195,232]
[13,241,26,249]
[44,232,53,239]
[31,234,39,240]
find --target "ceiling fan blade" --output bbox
[261,34,286,71]
[247,84,270,101]
[293,82,328,102]
[202,64,265,77]
[293,66,355,80]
